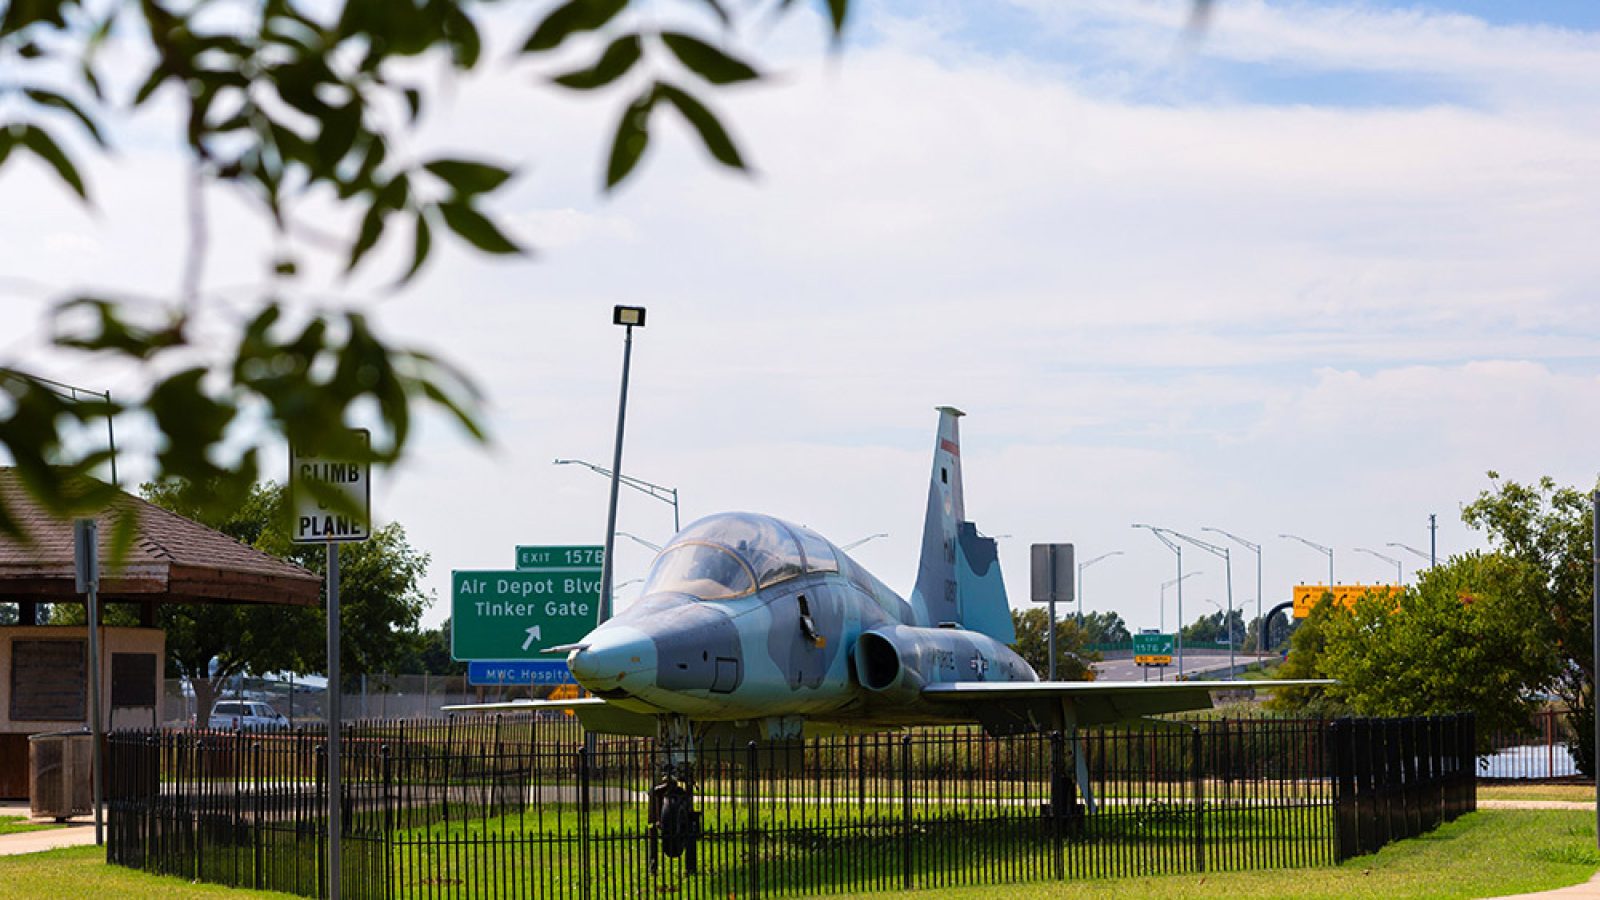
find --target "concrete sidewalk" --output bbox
[0,802,99,856]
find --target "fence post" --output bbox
[901,734,913,890]
[253,742,264,891]
[746,741,759,900]
[382,742,394,900]
[1191,725,1205,873]
[1049,731,1065,881]
[1329,718,1353,862]
[578,745,591,900]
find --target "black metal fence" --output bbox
[107,713,1475,899]
[1480,709,1581,780]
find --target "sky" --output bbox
[2,0,1598,639]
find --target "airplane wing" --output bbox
[441,697,660,737]
[920,679,1332,732]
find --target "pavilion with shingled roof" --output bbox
[0,468,321,799]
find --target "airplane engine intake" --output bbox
[854,624,1029,703]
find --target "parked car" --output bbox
[209,700,289,730]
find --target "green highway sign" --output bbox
[1133,632,1175,666]
[516,545,605,570]
[450,568,600,661]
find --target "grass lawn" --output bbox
[0,846,296,899]
[841,810,1600,899]
[0,815,62,836]
[1479,783,1594,803]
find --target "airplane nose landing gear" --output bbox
[649,715,702,874]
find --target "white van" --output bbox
[209,700,289,730]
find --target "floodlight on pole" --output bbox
[1353,547,1403,584]
[1202,527,1263,655]
[554,458,680,532]
[1280,533,1334,590]
[597,305,646,626]
[1165,529,1236,679]
[841,533,889,552]
[1076,551,1123,628]
[1133,524,1187,678]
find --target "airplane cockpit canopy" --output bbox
[641,512,841,601]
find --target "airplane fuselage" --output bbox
[566,523,1036,730]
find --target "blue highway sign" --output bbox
[466,660,575,687]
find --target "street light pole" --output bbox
[1166,530,1236,679]
[1353,547,1403,584]
[1281,533,1334,591]
[599,306,646,626]
[1134,525,1187,678]
[553,458,680,533]
[1076,551,1123,629]
[1203,527,1262,655]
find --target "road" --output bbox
[1092,649,1277,682]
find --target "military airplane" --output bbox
[451,407,1323,811]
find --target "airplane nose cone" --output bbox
[567,626,653,693]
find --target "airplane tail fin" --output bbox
[910,408,1015,643]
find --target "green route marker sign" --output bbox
[1133,632,1175,667]
[451,547,603,661]
[516,545,605,570]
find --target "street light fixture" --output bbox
[1202,527,1262,655]
[597,305,646,626]
[1353,547,1403,584]
[1076,551,1123,628]
[1161,571,1203,632]
[616,531,662,553]
[1165,529,1237,679]
[840,533,889,552]
[1133,524,1188,678]
[1280,533,1334,589]
[553,458,680,532]
[1386,542,1433,567]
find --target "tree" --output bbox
[1077,610,1131,646]
[1242,609,1293,653]
[1181,608,1244,647]
[1010,608,1099,681]
[0,0,854,540]
[392,619,468,676]
[141,479,432,726]
[1264,595,1349,718]
[1461,474,1598,772]
[1316,553,1559,746]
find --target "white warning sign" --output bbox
[290,430,372,544]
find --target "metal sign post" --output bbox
[72,518,103,847]
[1030,543,1074,680]
[291,431,372,900]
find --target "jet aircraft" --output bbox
[452,407,1322,807]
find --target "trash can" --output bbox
[28,730,93,821]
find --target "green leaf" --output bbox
[523,0,628,53]
[824,0,849,36]
[444,5,482,68]
[605,88,656,189]
[347,201,388,272]
[655,83,744,171]
[660,32,759,85]
[400,212,432,284]
[551,34,642,90]
[423,158,513,196]
[17,124,88,200]
[23,89,107,147]
[438,202,521,254]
